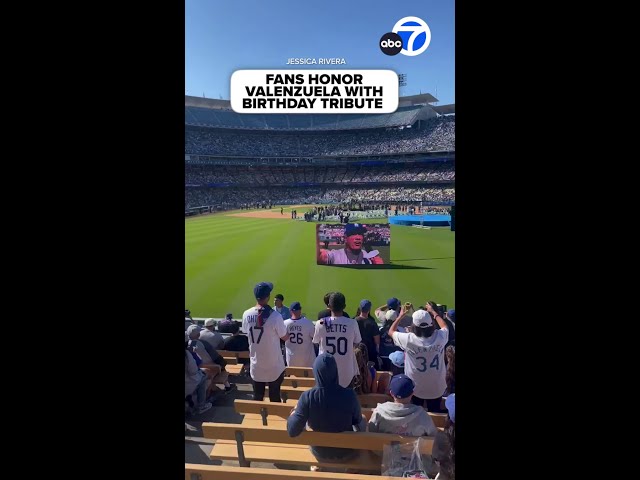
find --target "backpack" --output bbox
[353,343,374,395]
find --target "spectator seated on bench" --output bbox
[185,336,212,415]
[222,320,250,374]
[287,353,366,467]
[187,325,236,394]
[368,374,437,438]
[200,318,225,350]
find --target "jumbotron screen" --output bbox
[316,223,390,266]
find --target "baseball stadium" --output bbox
[185,93,455,319]
[185,2,455,476]
[184,92,456,476]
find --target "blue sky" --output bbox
[185,0,454,104]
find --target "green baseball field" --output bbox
[185,206,454,318]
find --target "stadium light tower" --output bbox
[398,73,407,97]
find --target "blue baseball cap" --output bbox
[387,297,400,310]
[389,374,415,399]
[344,223,367,237]
[445,394,455,422]
[447,309,456,322]
[290,301,301,312]
[254,282,274,299]
[389,351,405,367]
[359,299,372,311]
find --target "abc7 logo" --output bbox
[379,33,403,56]
[380,16,431,56]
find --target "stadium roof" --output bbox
[432,104,455,115]
[185,96,231,109]
[398,93,439,105]
[185,92,440,110]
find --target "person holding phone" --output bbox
[388,301,449,412]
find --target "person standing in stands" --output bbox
[389,303,449,412]
[283,302,316,367]
[274,294,291,320]
[313,292,361,388]
[242,281,288,402]
[376,298,413,329]
[318,291,350,320]
[355,299,381,368]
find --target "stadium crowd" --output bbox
[185,186,455,210]
[185,163,454,185]
[185,116,455,157]
[185,285,455,478]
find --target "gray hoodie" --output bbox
[368,402,438,437]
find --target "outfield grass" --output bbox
[185,209,454,318]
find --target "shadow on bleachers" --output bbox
[185,441,221,465]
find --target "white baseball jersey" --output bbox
[242,306,287,382]
[392,328,449,399]
[283,316,316,367]
[313,315,361,388]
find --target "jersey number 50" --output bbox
[326,336,348,355]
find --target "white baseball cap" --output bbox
[412,309,433,327]
[385,310,398,321]
[204,319,215,327]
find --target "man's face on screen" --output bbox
[346,234,363,251]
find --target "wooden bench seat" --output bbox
[185,464,399,480]
[203,423,434,470]
[264,385,310,401]
[210,440,384,471]
[285,368,392,380]
[226,364,244,375]
[234,400,447,429]
[282,377,315,388]
[218,350,249,365]
[217,350,250,359]
[262,386,390,405]
[285,366,313,377]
